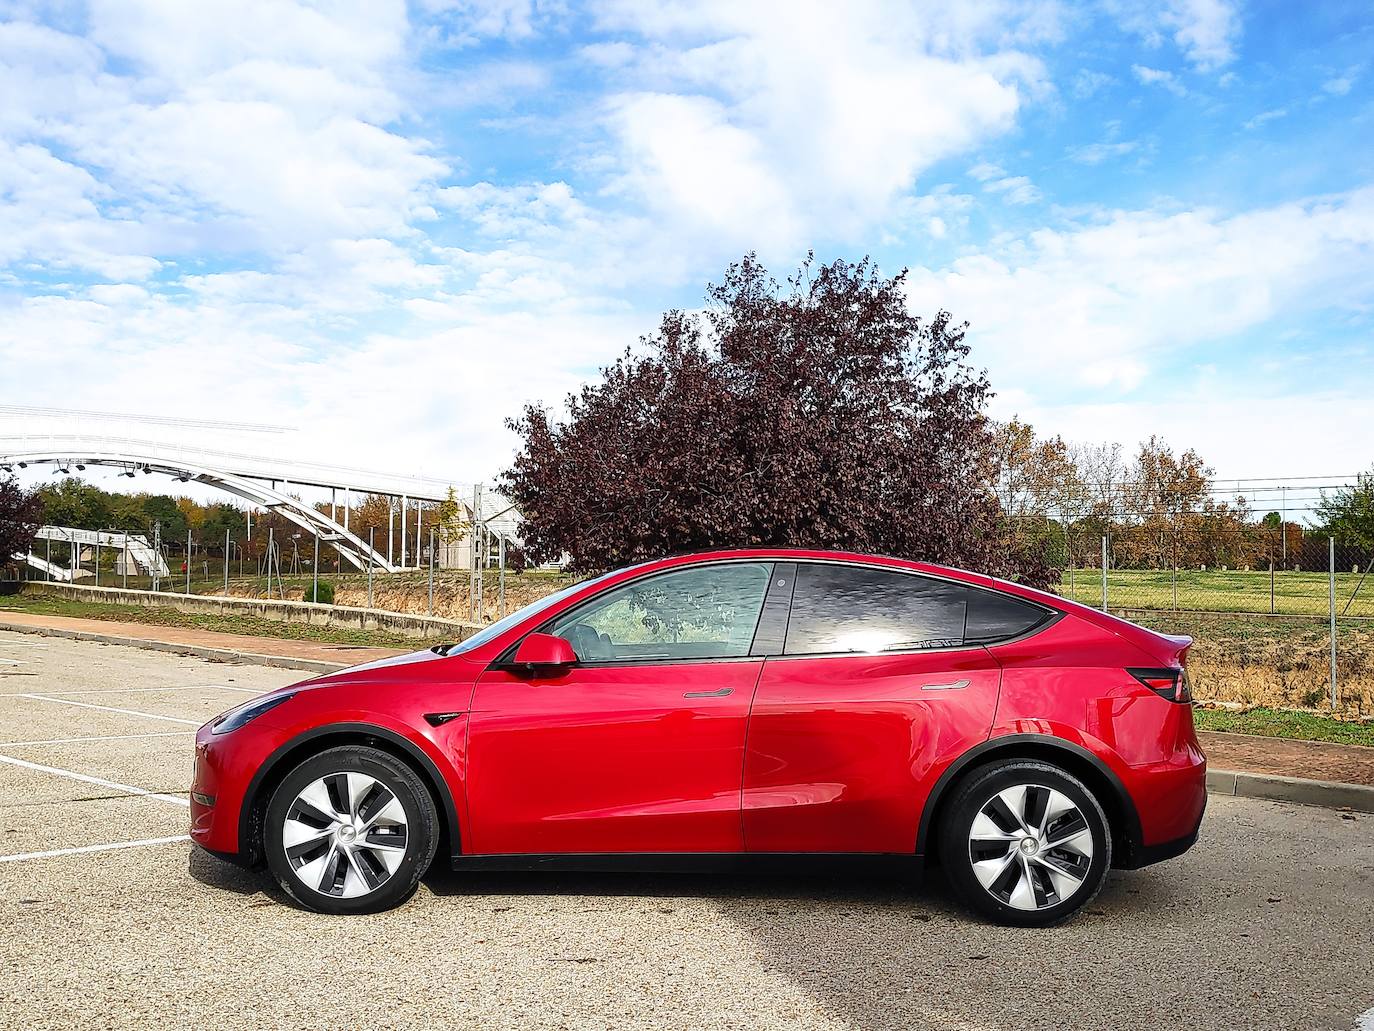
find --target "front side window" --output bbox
[785,563,968,655]
[546,562,772,662]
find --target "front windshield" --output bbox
[438,569,620,656]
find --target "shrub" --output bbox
[306,580,335,605]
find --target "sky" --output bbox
[1,0,1371,491]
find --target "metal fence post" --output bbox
[367,527,374,609]
[122,537,128,589]
[1171,531,1178,612]
[95,536,100,588]
[1329,537,1337,709]
[427,528,435,616]
[498,536,506,619]
[45,537,50,582]
[1101,535,1109,612]
[185,531,192,595]
[312,534,320,603]
[1269,560,1275,614]
[223,529,229,596]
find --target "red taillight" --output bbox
[1128,667,1192,703]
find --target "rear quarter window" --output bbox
[963,588,1052,643]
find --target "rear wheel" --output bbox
[938,759,1111,927]
[264,745,438,914]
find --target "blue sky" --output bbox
[1,0,1371,484]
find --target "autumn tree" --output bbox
[504,254,1053,586]
[1316,469,1374,552]
[0,477,43,572]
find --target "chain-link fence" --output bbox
[1052,527,1372,714]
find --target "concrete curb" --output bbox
[0,620,350,675]
[1208,768,1374,813]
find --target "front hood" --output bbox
[328,646,449,676]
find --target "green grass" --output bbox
[1058,567,1374,617]
[1194,706,1374,748]
[0,594,440,651]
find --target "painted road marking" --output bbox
[18,694,201,725]
[0,683,260,698]
[0,731,194,748]
[0,753,190,807]
[0,834,191,864]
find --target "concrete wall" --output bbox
[23,581,483,642]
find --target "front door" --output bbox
[466,561,774,855]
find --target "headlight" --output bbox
[212,693,296,735]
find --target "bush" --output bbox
[305,580,335,605]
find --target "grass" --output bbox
[0,593,440,651]
[1194,706,1374,748]
[1058,566,1374,617]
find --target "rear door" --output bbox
[742,562,1004,854]
[466,561,773,855]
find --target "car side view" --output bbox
[190,549,1206,926]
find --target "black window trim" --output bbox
[492,556,1062,669]
[494,559,778,669]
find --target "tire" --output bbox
[938,759,1112,927]
[263,745,439,915]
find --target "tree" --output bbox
[1316,469,1374,551]
[1,477,44,571]
[503,253,1053,586]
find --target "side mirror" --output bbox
[512,632,577,670]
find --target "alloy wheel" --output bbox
[967,783,1095,911]
[282,772,409,898]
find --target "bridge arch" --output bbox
[0,447,396,573]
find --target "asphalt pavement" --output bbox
[1,630,1371,1031]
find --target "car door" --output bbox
[466,561,774,856]
[742,562,1006,854]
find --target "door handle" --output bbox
[921,678,970,691]
[683,688,733,698]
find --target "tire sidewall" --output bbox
[940,761,1112,928]
[264,746,438,915]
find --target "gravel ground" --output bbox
[1,630,1372,1031]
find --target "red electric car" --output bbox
[191,549,1205,926]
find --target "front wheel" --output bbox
[938,759,1111,927]
[263,745,439,914]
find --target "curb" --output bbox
[0,620,350,675]
[1208,768,1374,813]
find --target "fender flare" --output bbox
[239,722,463,863]
[915,733,1143,860]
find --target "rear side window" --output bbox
[785,564,967,654]
[964,588,1050,643]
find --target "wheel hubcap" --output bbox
[968,783,1094,911]
[283,772,408,898]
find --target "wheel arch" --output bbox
[239,723,462,867]
[916,734,1143,867]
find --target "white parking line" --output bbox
[0,753,190,807]
[0,731,194,748]
[18,694,201,725]
[0,834,191,864]
[0,684,260,698]
[0,658,29,666]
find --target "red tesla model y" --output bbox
[191,549,1205,926]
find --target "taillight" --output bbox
[1128,667,1192,703]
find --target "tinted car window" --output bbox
[964,588,1050,643]
[785,564,967,655]
[547,562,772,662]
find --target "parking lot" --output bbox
[1,629,1371,1031]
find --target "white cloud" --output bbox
[587,0,1047,254]
[904,187,1374,394]
[968,162,1041,204]
[1072,69,1115,98]
[1132,64,1187,96]
[1243,107,1288,130]
[1067,139,1139,164]
[1109,0,1241,71]
[1322,66,1361,97]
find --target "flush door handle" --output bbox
[683,688,733,698]
[921,678,970,691]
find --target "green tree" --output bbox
[1316,469,1374,551]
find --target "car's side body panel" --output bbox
[988,617,1207,848]
[465,659,763,854]
[742,647,1002,853]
